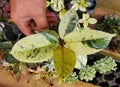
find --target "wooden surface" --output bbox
[98,0,120,13]
[0,68,99,87]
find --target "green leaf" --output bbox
[65,42,99,55]
[6,49,19,63]
[93,57,117,74]
[59,9,80,39]
[0,26,3,41]
[50,0,64,12]
[10,32,59,63]
[79,65,96,82]
[64,29,116,43]
[13,63,19,74]
[46,1,50,7]
[19,62,27,72]
[53,46,76,81]
[64,29,116,55]
[59,9,67,20]
[44,30,59,39]
[85,38,110,49]
[0,41,12,49]
[75,55,87,69]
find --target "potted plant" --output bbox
[0,0,118,87]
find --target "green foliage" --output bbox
[59,9,80,39]
[64,57,117,82]
[9,8,116,82]
[79,65,96,82]
[10,31,59,63]
[0,26,3,41]
[96,15,120,34]
[13,63,19,74]
[0,32,18,63]
[53,46,76,81]
[64,72,78,83]
[0,42,12,49]
[75,55,87,69]
[64,29,116,43]
[64,29,116,55]
[50,0,64,12]
[6,49,19,63]
[93,57,117,74]
[96,15,120,54]
[78,57,117,82]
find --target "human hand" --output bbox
[47,11,59,25]
[10,0,48,35]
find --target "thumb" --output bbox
[17,20,35,36]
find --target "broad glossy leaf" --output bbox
[44,30,59,39]
[65,42,100,55]
[64,29,116,55]
[53,46,76,81]
[10,32,59,63]
[59,9,67,20]
[85,38,110,49]
[59,9,79,39]
[64,29,116,43]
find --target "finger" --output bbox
[46,12,59,23]
[46,12,57,17]
[17,21,35,36]
[32,17,49,31]
[47,17,58,24]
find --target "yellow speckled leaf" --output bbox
[10,32,59,63]
[53,46,76,81]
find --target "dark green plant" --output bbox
[96,14,120,53]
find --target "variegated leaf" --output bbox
[65,42,100,55]
[59,9,80,39]
[44,30,59,39]
[10,32,59,63]
[64,29,116,55]
[64,29,116,43]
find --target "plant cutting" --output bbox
[0,0,118,86]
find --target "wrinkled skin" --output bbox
[10,0,58,35]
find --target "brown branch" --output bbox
[99,50,120,60]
